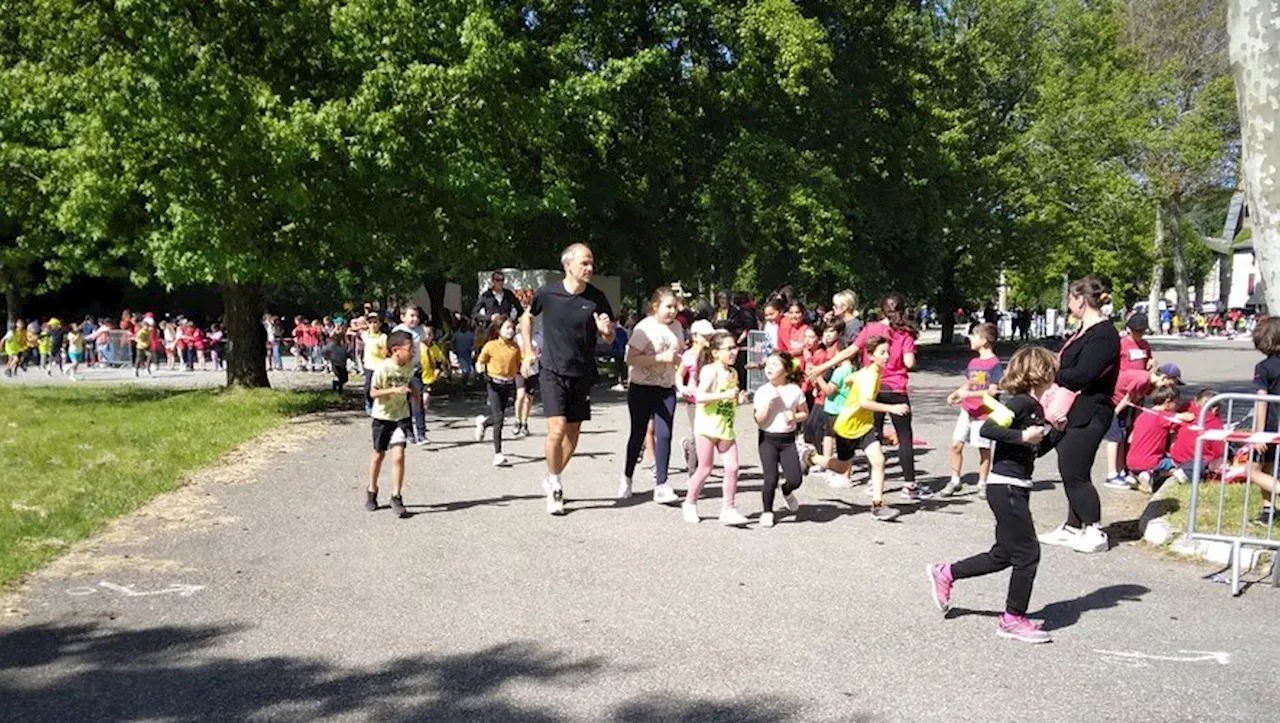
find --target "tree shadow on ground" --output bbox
[947,583,1150,632]
[0,622,815,722]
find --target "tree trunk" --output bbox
[223,280,270,388]
[1229,0,1280,315]
[1219,248,1233,310]
[0,269,20,328]
[937,262,961,345]
[423,276,447,325]
[1147,202,1165,330]
[1166,197,1192,317]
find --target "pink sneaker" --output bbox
[996,614,1052,644]
[926,563,953,613]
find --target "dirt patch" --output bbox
[0,411,352,622]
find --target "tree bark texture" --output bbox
[1166,197,1192,316]
[1,270,19,329]
[1147,202,1165,330]
[1229,0,1280,314]
[223,280,270,388]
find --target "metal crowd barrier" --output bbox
[745,330,768,393]
[1187,393,1280,596]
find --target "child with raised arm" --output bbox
[943,323,1002,499]
[681,332,750,526]
[801,336,907,521]
[927,346,1059,644]
[366,330,416,518]
[754,350,809,528]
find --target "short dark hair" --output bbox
[1253,317,1280,357]
[386,330,413,350]
[1151,385,1179,406]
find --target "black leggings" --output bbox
[483,379,516,453]
[951,483,1040,616]
[625,384,676,485]
[1057,414,1108,528]
[760,431,803,512]
[872,390,916,483]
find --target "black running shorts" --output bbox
[541,369,592,422]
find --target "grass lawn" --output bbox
[1163,481,1275,540]
[0,386,335,589]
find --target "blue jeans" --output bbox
[271,342,283,370]
[624,384,676,485]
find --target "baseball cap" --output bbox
[690,320,715,337]
[1157,362,1184,385]
[1125,314,1148,332]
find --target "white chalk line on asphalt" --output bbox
[65,581,205,598]
[1094,649,1231,665]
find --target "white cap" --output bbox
[690,320,715,337]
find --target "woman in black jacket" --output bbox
[1039,277,1120,554]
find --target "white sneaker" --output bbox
[492,453,509,467]
[617,476,633,500]
[782,492,799,513]
[610,383,627,392]
[1071,524,1109,554]
[759,512,775,529]
[719,507,750,526]
[940,479,964,497]
[653,484,680,505]
[542,478,565,515]
[977,480,987,500]
[682,502,700,524]
[1038,524,1081,548]
[473,415,487,442]
[826,472,854,489]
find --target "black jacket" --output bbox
[1057,321,1120,427]
[472,289,524,325]
[980,393,1058,482]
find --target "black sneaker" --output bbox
[391,495,408,518]
[1251,506,1275,528]
[365,490,378,512]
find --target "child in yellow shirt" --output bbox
[473,316,523,467]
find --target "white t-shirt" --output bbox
[393,323,428,368]
[626,316,685,388]
[754,382,806,434]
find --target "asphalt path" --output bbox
[1,339,1275,722]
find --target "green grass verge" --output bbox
[1162,481,1275,540]
[0,386,335,589]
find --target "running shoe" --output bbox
[1251,506,1276,528]
[799,444,816,471]
[493,453,510,467]
[617,476,633,500]
[473,415,486,442]
[390,495,408,518]
[976,480,987,500]
[1037,524,1080,547]
[1171,467,1190,484]
[782,492,800,513]
[653,484,680,505]
[926,563,953,612]
[996,614,1052,644]
[365,490,378,512]
[1103,473,1132,490]
[512,425,527,439]
[870,503,900,522]
[1071,524,1109,553]
[542,478,565,515]
[826,472,854,489]
[682,502,700,524]
[901,484,935,501]
[940,479,965,497]
[758,512,775,529]
[719,507,750,526]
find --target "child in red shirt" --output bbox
[1126,386,1195,491]
[1104,363,1182,489]
[1170,388,1224,483]
[1119,315,1154,372]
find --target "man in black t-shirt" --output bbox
[520,243,615,515]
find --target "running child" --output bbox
[367,330,416,518]
[3,320,24,377]
[474,316,522,467]
[1247,317,1280,526]
[927,345,1058,644]
[678,319,716,471]
[943,323,1002,498]
[134,319,154,377]
[681,331,750,526]
[37,323,53,375]
[814,330,855,488]
[321,332,352,392]
[65,323,85,381]
[754,350,809,528]
[802,321,843,451]
[801,335,906,521]
[361,314,388,414]
[513,327,541,437]
[392,304,429,445]
[419,324,449,416]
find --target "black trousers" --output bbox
[872,390,916,483]
[1057,414,1108,528]
[951,483,1040,616]
[760,431,803,512]
[484,379,516,453]
[625,384,676,486]
[333,366,349,390]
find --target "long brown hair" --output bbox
[702,331,735,367]
[877,293,918,338]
